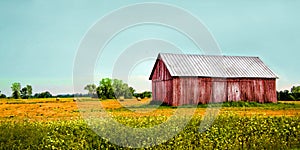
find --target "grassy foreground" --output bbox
[0,98,299,149]
[0,115,299,149]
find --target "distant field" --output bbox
[0,98,299,122]
[0,98,299,149]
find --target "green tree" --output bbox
[277,86,300,101]
[129,87,135,95]
[97,78,114,99]
[111,79,134,99]
[20,87,28,99]
[291,86,300,93]
[122,83,129,99]
[127,87,135,98]
[143,91,152,98]
[291,86,300,100]
[0,91,6,98]
[112,79,125,98]
[96,78,136,99]
[84,84,97,97]
[19,85,32,99]
[11,82,21,99]
[134,91,152,99]
[34,91,52,98]
[277,90,291,100]
[26,85,32,98]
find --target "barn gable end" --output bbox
[150,57,173,105]
[149,57,172,81]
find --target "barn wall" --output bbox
[227,78,277,103]
[172,77,213,106]
[211,78,228,103]
[169,77,277,106]
[152,80,173,105]
[151,59,173,104]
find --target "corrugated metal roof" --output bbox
[158,53,278,78]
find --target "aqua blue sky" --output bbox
[0,0,299,95]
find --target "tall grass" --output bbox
[0,115,299,149]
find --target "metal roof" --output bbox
[156,53,278,78]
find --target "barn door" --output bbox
[212,79,227,103]
[227,82,240,102]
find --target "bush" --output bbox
[134,91,152,99]
[0,94,6,98]
[33,91,52,98]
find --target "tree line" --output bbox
[133,91,152,99]
[277,86,300,100]
[0,78,152,100]
[84,78,152,99]
[0,82,54,99]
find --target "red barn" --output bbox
[149,53,278,106]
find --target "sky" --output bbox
[0,0,299,96]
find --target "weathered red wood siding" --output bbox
[226,78,277,103]
[151,59,173,105]
[172,77,213,106]
[212,78,228,103]
[172,78,228,106]
[170,78,277,106]
[151,60,277,106]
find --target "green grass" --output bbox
[147,101,300,110]
[0,115,299,149]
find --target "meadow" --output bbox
[0,98,299,149]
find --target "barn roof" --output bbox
[150,53,278,79]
